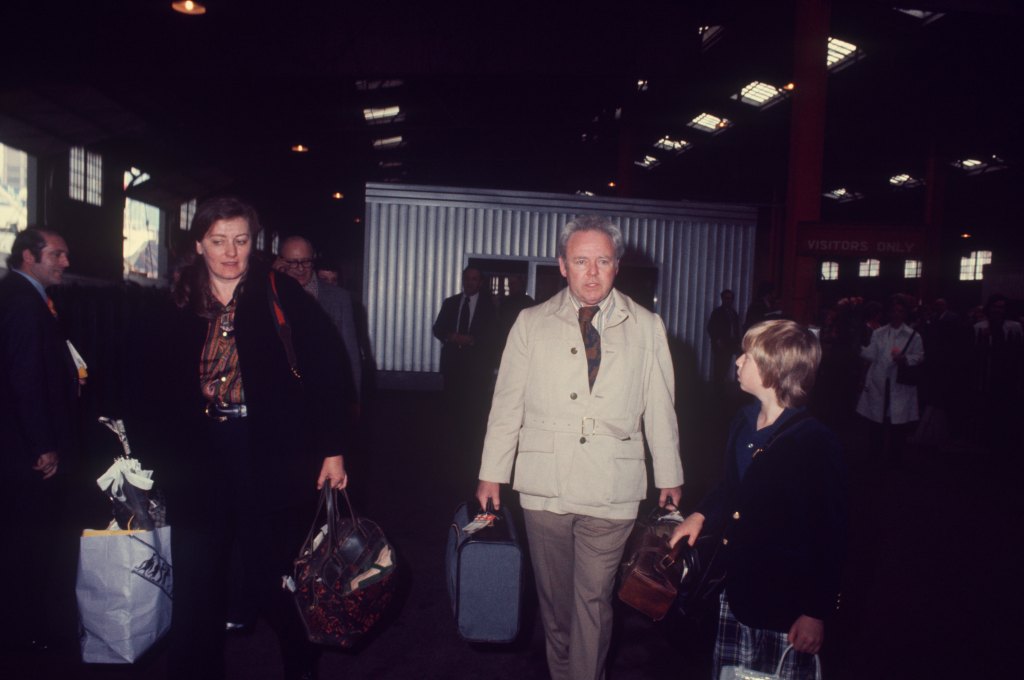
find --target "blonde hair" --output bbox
[741,320,822,408]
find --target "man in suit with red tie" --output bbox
[476,216,684,680]
[0,228,81,654]
[433,266,498,454]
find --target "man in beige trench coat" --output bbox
[476,215,684,680]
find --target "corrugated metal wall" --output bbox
[364,183,757,380]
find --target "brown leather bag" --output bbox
[617,510,685,621]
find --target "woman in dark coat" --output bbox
[157,197,353,680]
[671,320,847,679]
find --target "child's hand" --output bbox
[668,512,705,548]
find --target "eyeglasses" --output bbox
[282,258,314,270]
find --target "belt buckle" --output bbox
[581,417,596,436]
[205,403,228,423]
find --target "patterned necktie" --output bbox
[46,296,58,319]
[457,296,471,334]
[578,306,601,390]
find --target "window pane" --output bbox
[904,259,922,279]
[0,141,30,261]
[959,250,994,281]
[858,258,880,277]
[69,146,85,201]
[86,151,102,206]
[180,199,196,231]
[820,261,839,281]
[124,198,162,280]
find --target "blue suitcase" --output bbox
[445,502,524,643]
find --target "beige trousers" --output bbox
[524,510,634,680]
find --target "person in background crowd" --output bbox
[670,320,846,680]
[433,266,498,453]
[973,293,1023,453]
[855,294,923,465]
[0,228,83,655]
[744,281,782,332]
[275,235,364,404]
[476,215,683,680]
[497,273,535,354]
[708,288,741,386]
[159,197,353,680]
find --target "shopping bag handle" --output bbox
[299,485,364,555]
[323,485,369,553]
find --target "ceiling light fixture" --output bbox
[332,192,344,200]
[733,81,785,108]
[372,135,404,150]
[635,155,660,170]
[889,173,924,188]
[607,181,617,188]
[960,233,972,239]
[827,37,861,71]
[688,113,731,133]
[363,106,404,125]
[654,136,689,153]
[824,187,864,202]
[171,0,206,15]
[291,144,309,153]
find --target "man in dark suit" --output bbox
[433,266,497,453]
[0,228,81,652]
[708,288,741,385]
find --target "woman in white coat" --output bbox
[856,294,924,462]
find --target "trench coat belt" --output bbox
[522,415,637,441]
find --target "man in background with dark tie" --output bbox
[476,215,683,680]
[0,227,82,655]
[433,266,497,454]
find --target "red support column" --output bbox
[922,142,946,302]
[782,0,831,324]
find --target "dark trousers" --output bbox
[0,470,77,648]
[167,419,317,680]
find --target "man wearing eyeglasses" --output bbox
[275,236,363,402]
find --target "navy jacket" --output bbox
[698,407,847,632]
[0,271,79,476]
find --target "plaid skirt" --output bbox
[713,592,821,680]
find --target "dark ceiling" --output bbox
[2,0,1022,259]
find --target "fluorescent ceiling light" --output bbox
[895,8,944,23]
[636,80,649,92]
[688,113,731,133]
[654,136,689,153]
[635,155,660,170]
[889,173,924,187]
[824,187,864,202]
[827,37,860,70]
[363,106,403,124]
[576,190,596,197]
[356,79,404,91]
[952,155,1006,175]
[733,81,785,107]
[372,136,404,150]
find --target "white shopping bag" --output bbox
[76,525,172,663]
